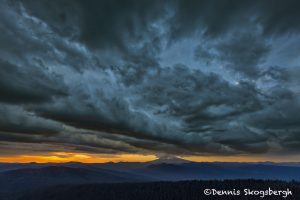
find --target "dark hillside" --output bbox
[18,180,300,200]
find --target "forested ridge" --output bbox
[15,179,300,200]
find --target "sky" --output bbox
[0,0,300,163]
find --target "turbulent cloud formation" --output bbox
[0,0,300,158]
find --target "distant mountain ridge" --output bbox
[1,160,300,189]
[0,165,152,193]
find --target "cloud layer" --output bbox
[0,0,300,158]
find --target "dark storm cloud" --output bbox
[20,0,300,48]
[28,64,292,155]
[21,0,169,68]
[194,33,271,77]
[0,141,74,156]
[0,0,299,157]
[22,0,164,45]
[0,60,67,104]
[0,141,128,156]
[169,0,300,40]
[0,104,62,135]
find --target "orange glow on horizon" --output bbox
[0,152,157,163]
[0,152,298,163]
